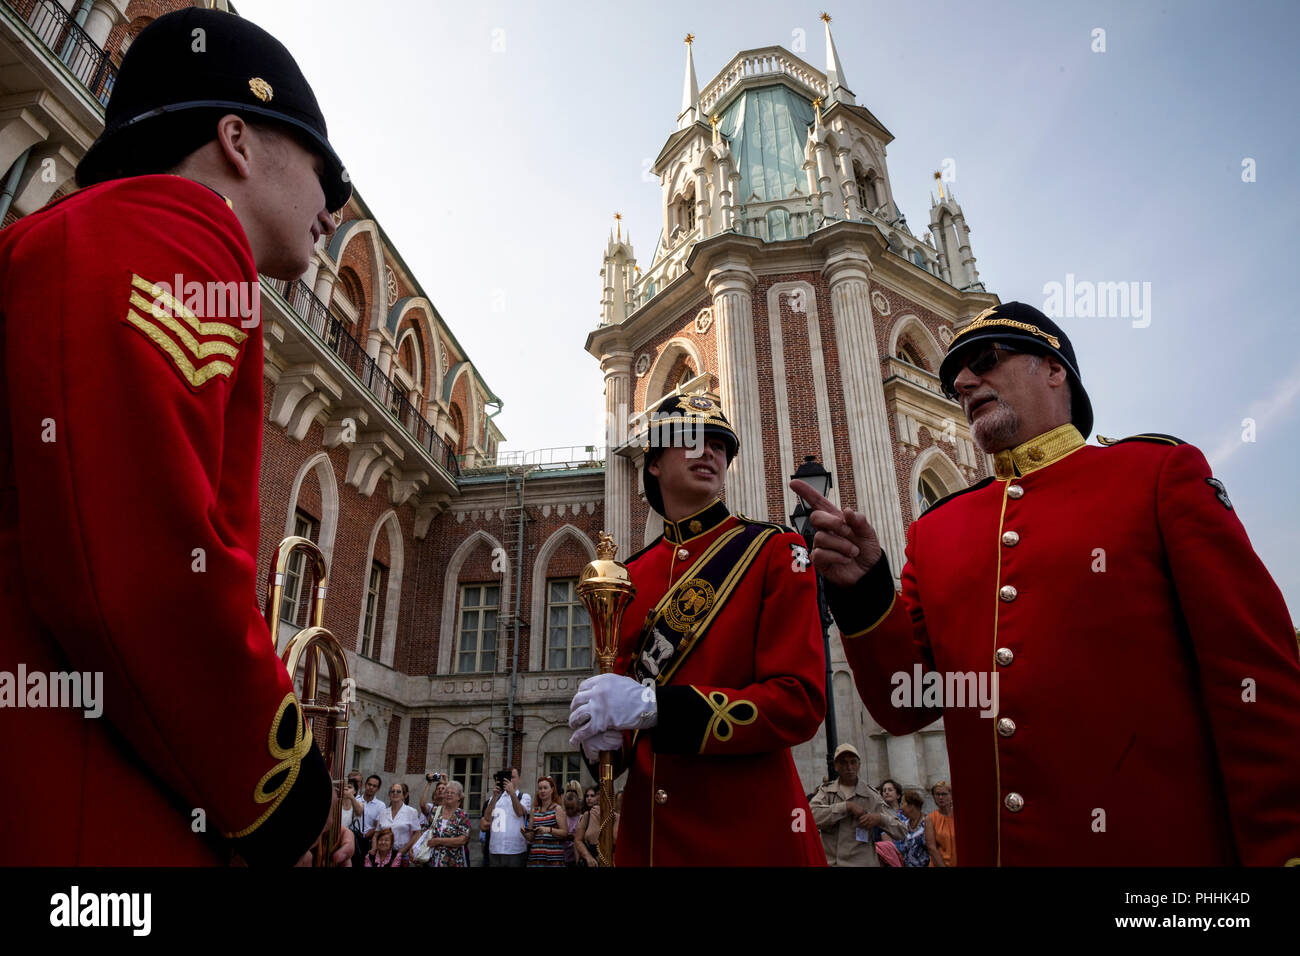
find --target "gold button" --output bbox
[999,585,1017,602]
[677,548,689,560]
[1001,531,1020,547]
[654,789,668,805]
[689,520,702,534]
[1004,792,1024,812]
[1007,484,1024,499]
[997,717,1016,737]
[1027,446,1045,462]
[995,647,1014,666]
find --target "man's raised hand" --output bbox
[787,479,882,588]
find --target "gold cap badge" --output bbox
[248,77,273,102]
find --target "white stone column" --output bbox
[836,147,859,219]
[707,257,767,519]
[313,263,337,306]
[83,0,126,48]
[823,243,908,570]
[814,143,838,219]
[693,162,709,236]
[601,349,635,557]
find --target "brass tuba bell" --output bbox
[264,536,352,866]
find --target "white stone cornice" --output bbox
[323,407,369,449]
[389,468,431,507]
[346,432,404,497]
[268,363,345,442]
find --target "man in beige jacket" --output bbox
[809,744,907,866]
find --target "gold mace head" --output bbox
[577,532,636,669]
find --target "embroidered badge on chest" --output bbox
[664,578,715,631]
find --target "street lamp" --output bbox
[790,455,838,785]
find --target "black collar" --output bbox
[662,500,730,545]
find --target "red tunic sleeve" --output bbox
[1156,443,1300,865]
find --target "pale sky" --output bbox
[236,0,1300,618]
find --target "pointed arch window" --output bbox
[916,469,947,515]
[896,341,925,368]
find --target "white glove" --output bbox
[568,674,657,747]
[571,728,624,763]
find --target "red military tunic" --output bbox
[826,424,1300,866]
[0,175,331,865]
[610,500,827,866]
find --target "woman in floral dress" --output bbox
[426,780,472,867]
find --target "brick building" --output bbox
[3,0,1005,815]
[588,21,1001,797]
[1,0,608,820]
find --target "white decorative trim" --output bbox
[909,446,967,518]
[643,337,706,405]
[938,325,954,346]
[887,312,946,372]
[694,307,714,334]
[528,525,598,671]
[765,280,842,524]
[437,530,510,676]
[356,510,405,668]
[634,353,652,377]
[871,289,891,315]
[284,451,340,572]
[386,265,399,308]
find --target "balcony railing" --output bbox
[261,277,460,476]
[5,0,117,107]
[463,446,606,473]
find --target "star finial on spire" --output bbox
[685,33,694,45]
[614,211,623,241]
[820,12,831,24]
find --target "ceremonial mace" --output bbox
[576,532,636,867]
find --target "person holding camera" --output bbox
[480,767,531,867]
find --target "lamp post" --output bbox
[790,455,838,785]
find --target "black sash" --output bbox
[628,522,780,687]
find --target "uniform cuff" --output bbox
[651,685,714,755]
[824,555,896,638]
[230,742,332,867]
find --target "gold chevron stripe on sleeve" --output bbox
[128,293,241,360]
[130,274,250,343]
[125,308,235,387]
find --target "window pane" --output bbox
[463,588,479,608]
[549,581,568,603]
[461,610,476,632]
[457,652,474,673]
[483,611,497,632]
[485,586,499,607]
[571,624,591,649]
[482,651,495,672]
[572,646,591,669]
[548,648,566,670]
[549,605,568,630]
[460,631,477,652]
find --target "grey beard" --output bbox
[970,401,1021,453]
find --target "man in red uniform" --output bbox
[794,302,1300,866]
[0,9,351,865]
[569,391,827,866]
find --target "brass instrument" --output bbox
[265,536,351,866]
[576,532,637,867]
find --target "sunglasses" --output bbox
[942,343,1027,401]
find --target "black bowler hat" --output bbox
[939,302,1094,438]
[77,8,351,210]
[635,392,740,517]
